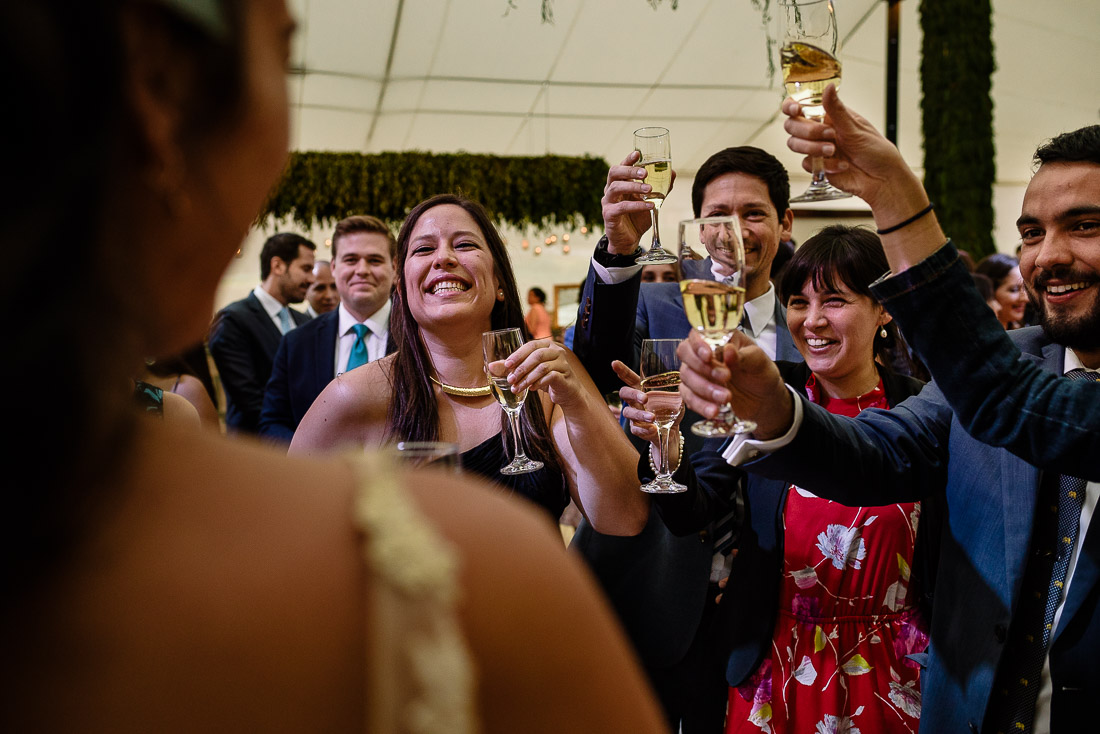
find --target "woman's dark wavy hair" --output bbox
[3,0,245,593]
[974,252,1019,289]
[779,224,913,372]
[386,194,560,473]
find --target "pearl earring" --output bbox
[880,326,888,339]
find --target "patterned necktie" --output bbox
[278,306,293,335]
[988,367,1093,732]
[345,323,371,372]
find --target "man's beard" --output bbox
[1028,267,1100,352]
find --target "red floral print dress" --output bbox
[726,377,929,734]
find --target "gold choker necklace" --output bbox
[430,375,492,397]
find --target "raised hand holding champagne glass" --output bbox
[780,0,851,202]
[633,126,677,264]
[678,215,756,436]
[483,327,545,475]
[639,339,686,494]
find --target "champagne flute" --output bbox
[639,339,686,494]
[678,215,756,436]
[482,327,545,475]
[633,126,677,264]
[779,0,851,202]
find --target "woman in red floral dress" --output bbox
[631,225,934,733]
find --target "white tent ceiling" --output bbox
[219,0,1099,311]
[285,0,1099,188]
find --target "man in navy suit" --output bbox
[570,146,802,732]
[209,232,315,434]
[259,215,396,443]
[680,92,1100,732]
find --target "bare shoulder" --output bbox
[291,356,395,455]
[403,473,665,734]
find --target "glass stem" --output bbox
[809,156,829,188]
[506,408,527,461]
[650,207,661,251]
[657,425,672,480]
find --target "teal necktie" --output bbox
[278,307,293,335]
[345,323,371,372]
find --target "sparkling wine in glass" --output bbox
[482,327,544,475]
[639,339,686,494]
[633,126,677,264]
[678,215,756,436]
[779,0,851,203]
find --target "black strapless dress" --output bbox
[460,433,569,522]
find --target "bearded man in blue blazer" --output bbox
[259,215,397,443]
[570,146,802,733]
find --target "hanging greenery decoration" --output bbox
[261,151,609,232]
[919,0,996,259]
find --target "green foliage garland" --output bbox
[919,0,996,258]
[262,151,609,232]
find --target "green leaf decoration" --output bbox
[261,151,610,233]
[920,0,996,258]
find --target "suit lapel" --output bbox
[245,293,283,350]
[315,312,339,387]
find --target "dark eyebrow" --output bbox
[1017,205,1100,229]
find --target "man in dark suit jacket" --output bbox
[259,215,397,442]
[569,146,801,732]
[209,232,316,434]
[681,112,1100,732]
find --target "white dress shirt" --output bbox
[334,300,391,377]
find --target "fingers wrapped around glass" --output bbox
[482,327,545,475]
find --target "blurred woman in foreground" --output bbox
[0,2,664,731]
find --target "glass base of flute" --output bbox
[691,391,758,437]
[790,152,852,203]
[640,422,687,494]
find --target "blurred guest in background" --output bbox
[976,252,1028,329]
[304,259,339,317]
[208,232,315,433]
[525,286,553,339]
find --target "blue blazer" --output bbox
[874,241,1100,480]
[747,326,1099,733]
[569,256,801,669]
[208,292,310,434]
[258,309,396,443]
